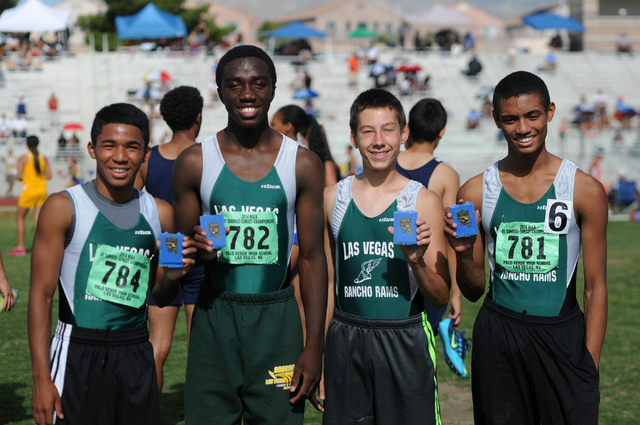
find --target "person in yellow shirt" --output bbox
[8,135,51,256]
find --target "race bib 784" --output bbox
[86,244,150,308]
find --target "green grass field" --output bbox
[0,210,637,424]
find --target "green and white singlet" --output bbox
[59,183,161,329]
[330,176,424,319]
[199,135,298,294]
[482,159,582,316]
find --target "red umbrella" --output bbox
[142,70,174,82]
[396,63,422,73]
[63,122,84,131]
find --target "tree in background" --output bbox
[0,0,16,15]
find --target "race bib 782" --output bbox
[219,211,278,264]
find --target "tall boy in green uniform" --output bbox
[28,103,194,425]
[172,45,327,424]
[445,71,607,424]
[320,88,451,424]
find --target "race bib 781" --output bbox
[495,222,559,274]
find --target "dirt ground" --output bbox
[439,381,474,425]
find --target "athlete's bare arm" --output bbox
[574,170,608,369]
[431,163,463,323]
[322,183,338,332]
[401,188,450,308]
[43,157,52,180]
[134,160,148,190]
[309,182,338,412]
[172,144,203,240]
[290,146,328,405]
[16,155,27,180]
[28,193,72,425]
[444,174,487,302]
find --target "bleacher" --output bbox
[0,46,638,196]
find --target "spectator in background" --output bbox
[2,148,18,197]
[367,43,378,65]
[0,113,11,139]
[592,89,609,129]
[614,95,636,129]
[545,49,558,71]
[462,55,482,77]
[398,25,407,49]
[467,108,481,129]
[291,67,305,91]
[47,93,58,129]
[12,113,27,139]
[549,33,563,49]
[464,32,475,51]
[617,33,632,55]
[348,52,359,86]
[56,132,67,160]
[609,168,639,209]
[574,95,596,133]
[414,30,422,51]
[15,93,27,116]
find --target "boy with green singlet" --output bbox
[445,71,607,424]
[28,103,194,425]
[319,88,451,424]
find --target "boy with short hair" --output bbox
[135,85,205,393]
[28,103,193,425]
[173,45,327,425]
[396,97,468,376]
[321,88,450,424]
[446,71,607,424]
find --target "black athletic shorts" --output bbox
[50,321,160,425]
[472,298,600,425]
[323,309,441,425]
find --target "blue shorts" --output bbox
[424,300,448,336]
[147,265,204,307]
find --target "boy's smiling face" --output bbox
[351,107,408,172]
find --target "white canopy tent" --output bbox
[0,0,71,32]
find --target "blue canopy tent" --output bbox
[266,21,327,39]
[115,3,187,40]
[523,12,585,32]
[264,21,330,60]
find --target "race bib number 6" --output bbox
[86,244,150,308]
[220,211,278,264]
[544,199,572,235]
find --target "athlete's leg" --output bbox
[15,206,28,248]
[33,204,43,231]
[148,305,180,393]
[184,303,195,343]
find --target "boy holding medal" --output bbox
[172,45,327,424]
[28,103,194,425]
[445,71,607,424]
[320,88,450,424]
